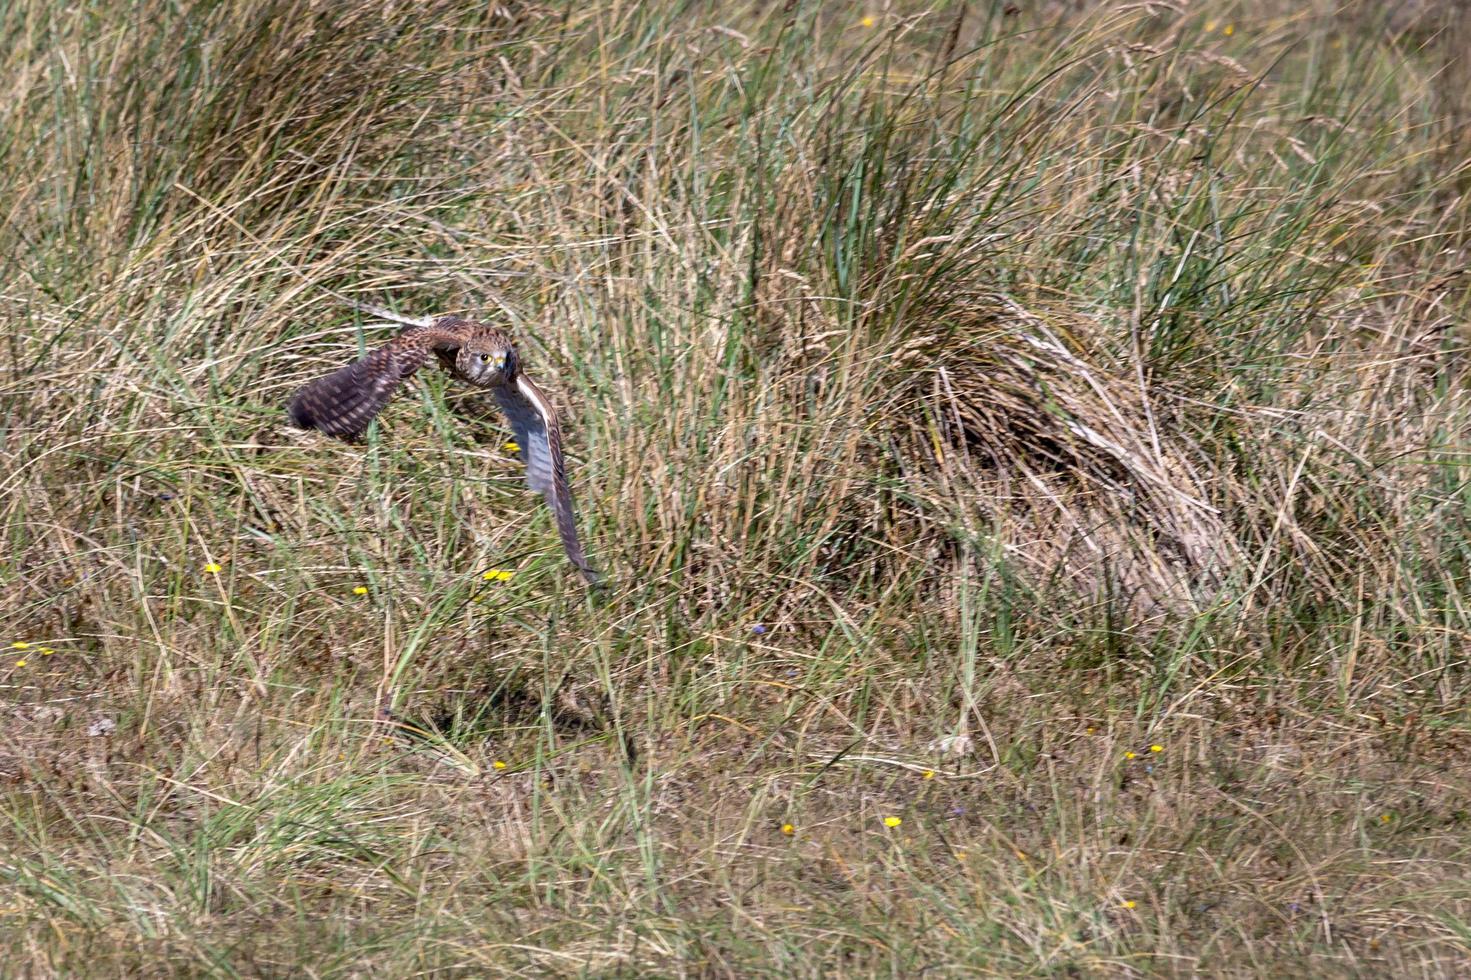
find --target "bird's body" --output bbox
[289,316,599,584]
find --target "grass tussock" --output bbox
[3,0,1471,974]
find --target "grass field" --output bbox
[4,0,1471,974]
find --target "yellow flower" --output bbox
[1380,813,1391,824]
[1122,900,1136,909]
[1223,24,1234,36]
[10,642,29,650]
[502,441,520,453]
[1205,20,1217,31]
[922,769,936,780]
[1149,744,1163,753]
[203,562,222,574]
[482,569,515,582]
[1125,751,1137,760]
[39,648,54,656]
[781,823,795,835]
[883,816,902,828]
[14,660,26,668]
[352,586,369,595]
[493,760,508,770]
[860,15,875,28]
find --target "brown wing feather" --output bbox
[493,373,600,584]
[289,322,472,439]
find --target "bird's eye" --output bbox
[479,353,490,363]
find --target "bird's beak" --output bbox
[494,353,508,370]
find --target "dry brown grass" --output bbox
[3,0,1471,975]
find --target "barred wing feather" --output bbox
[493,374,600,584]
[288,322,472,439]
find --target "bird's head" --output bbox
[457,342,517,386]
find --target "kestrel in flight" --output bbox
[288,315,600,584]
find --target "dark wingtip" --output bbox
[287,388,366,442]
[287,390,338,435]
[581,569,611,603]
[287,394,316,430]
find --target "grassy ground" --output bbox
[4,0,1471,974]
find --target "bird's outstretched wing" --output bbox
[493,373,600,584]
[289,320,473,439]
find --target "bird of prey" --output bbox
[288,315,599,584]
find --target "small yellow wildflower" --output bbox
[502,441,520,453]
[1122,900,1136,909]
[483,569,515,582]
[1150,744,1163,753]
[493,760,508,770]
[14,660,26,668]
[352,586,369,595]
[203,562,222,574]
[860,15,875,28]
[922,769,936,780]
[1380,813,1392,824]
[883,816,902,828]
[1125,751,1137,760]
[781,823,795,835]
[39,648,54,656]
[1223,24,1234,36]
[11,642,30,650]
[1205,20,1217,32]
